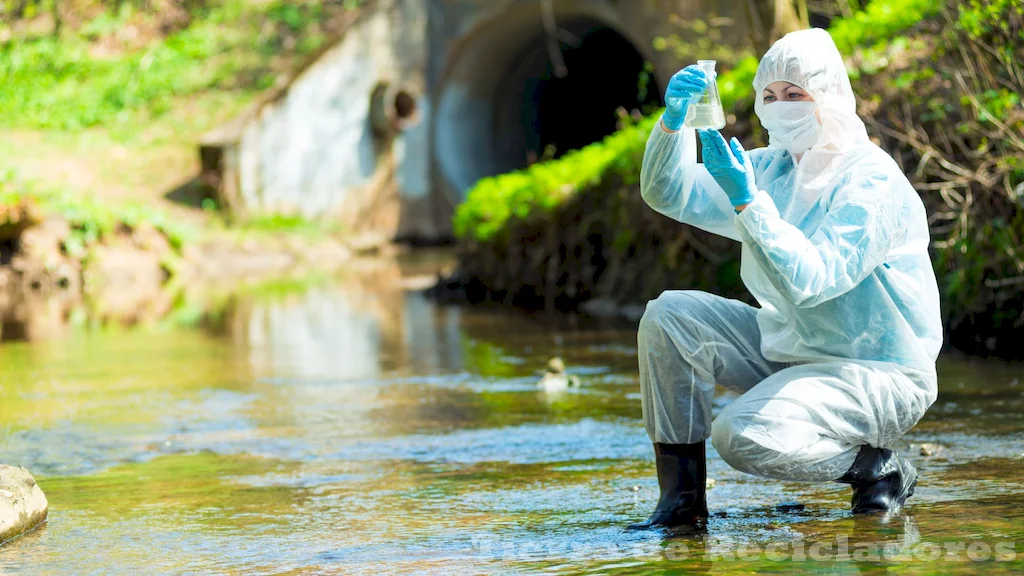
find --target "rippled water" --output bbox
[1,254,1023,574]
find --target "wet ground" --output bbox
[1,253,1023,574]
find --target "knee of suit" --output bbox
[710,408,766,475]
[639,290,704,338]
[712,405,855,481]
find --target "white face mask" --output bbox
[758,101,822,155]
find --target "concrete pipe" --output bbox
[371,82,422,136]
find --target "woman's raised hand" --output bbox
[662,65,709,132]
[698,129,757,208]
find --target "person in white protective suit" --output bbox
[628,28,942,530]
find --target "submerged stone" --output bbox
[0,465,48,545]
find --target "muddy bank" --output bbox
[0,212,396,341]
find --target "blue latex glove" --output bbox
[698,129,757,208]
[662,65,709,131]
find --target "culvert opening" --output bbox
[394,90,418,121]
[372,83,421,135]
[436,17,663,199]
[506,25,662,166]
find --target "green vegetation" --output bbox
[453,115,654,242]
[922,0,1023,353]
[827,0,942,52]
[0,0,363,130]
[453,0,944,242]
[220,211,347,238]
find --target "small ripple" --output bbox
[333,419,649,465]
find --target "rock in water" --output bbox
[0,466,48,545]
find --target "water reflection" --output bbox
[225,259,464,381]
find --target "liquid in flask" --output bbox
[684,60,726,130]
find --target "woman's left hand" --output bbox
[698,129,758,209]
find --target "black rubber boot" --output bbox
[627,442,708,530]
[836,445,918,514]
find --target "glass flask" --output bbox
[683,60,726,130]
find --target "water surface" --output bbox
[1,254,1022,574]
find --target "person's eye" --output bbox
[764,94,776,103]
[788,92,802,100]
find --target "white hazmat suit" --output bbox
[638,29,942,482]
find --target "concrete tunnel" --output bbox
[433,13,664,199]
[201,0,757,239]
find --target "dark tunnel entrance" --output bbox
[526,25,662,163]
[435,18,663,198]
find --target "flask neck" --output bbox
[697,60,717,76]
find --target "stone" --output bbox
[0,465,48,545]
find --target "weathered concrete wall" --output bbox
[240,0,428,237]
[204,0,433,239]
[203,0,754,241]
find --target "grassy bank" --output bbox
[1,0,365,131]
[453,0,1024,358]
[0,0,365,243]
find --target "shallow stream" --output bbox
[1,254,1022,574]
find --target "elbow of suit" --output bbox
[791,290,820,308]
[640,175,670,211]
[640,185,660,210]
[782,279,822,309]
[790,264,860,308]
[775,256,835,308]
[791,278,844,308]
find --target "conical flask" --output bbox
[683,60,726,129]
